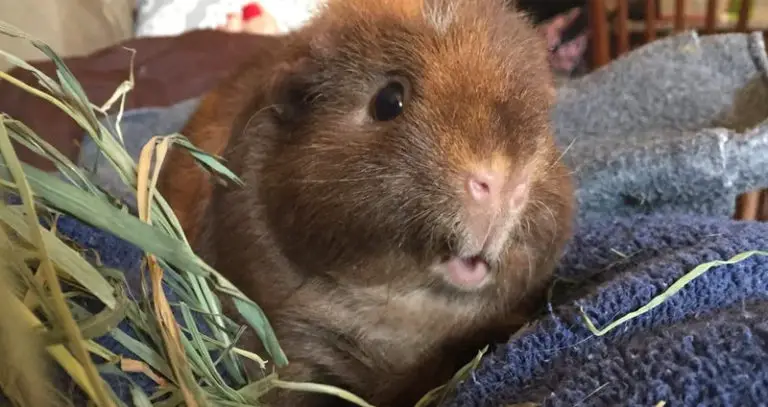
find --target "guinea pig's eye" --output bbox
[370,79,409,122]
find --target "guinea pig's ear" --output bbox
[265,57,320,123]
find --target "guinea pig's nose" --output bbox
[465,170,529,208]
[466,171,500,205]
[463,170,530,240]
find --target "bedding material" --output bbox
[15,201,768,407]
[554,30,768,220]
[134,0,323,36]
[447,213,768,407]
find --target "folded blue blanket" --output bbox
[44,211,768,407]
[447,214,768,407]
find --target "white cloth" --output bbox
[134,0,325,37]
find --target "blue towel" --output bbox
[24,211,768,407]
[446,214,768,407]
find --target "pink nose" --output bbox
[466,171,500,203]
[463,170,528,245]
[466,171,527,208]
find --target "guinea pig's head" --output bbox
[250,0,575,291]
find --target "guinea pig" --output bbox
[157,0,575,406]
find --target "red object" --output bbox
[242,3,263,21]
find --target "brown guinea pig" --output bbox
[158,0,575,406]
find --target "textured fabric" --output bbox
[553,30,768,220]
[51,215,232,404]
[77,31,768,222]
[134,0,323,36]
[447,214,768,407]
[13,210,768,407]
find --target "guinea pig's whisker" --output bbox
[303,144,364,152]
[287,175,410,184]
[530,200,559,246]
[239,104,280,137]
[523,242,533,293]
[405,211,436,241]
[558,137,578,160]
[480,210,498,250]
[544,137,579,174]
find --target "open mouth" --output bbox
[438,253,491,288]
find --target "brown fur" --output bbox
[158,0,575,406]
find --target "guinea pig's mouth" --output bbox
[435,253,492,289]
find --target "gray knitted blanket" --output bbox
[556,30,768,220]
[77,30,768,221]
